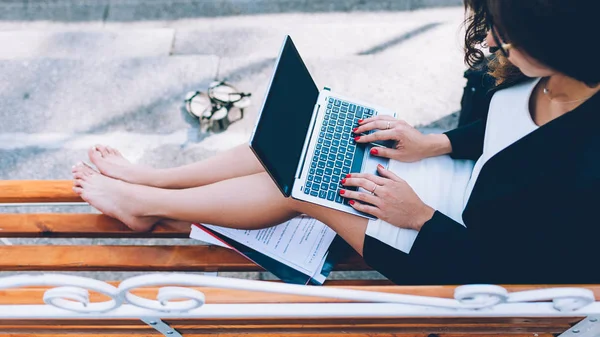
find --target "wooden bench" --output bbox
[0,180,598,337]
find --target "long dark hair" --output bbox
[463,0,599,86]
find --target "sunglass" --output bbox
[485,12,512,57]
[185,81,251,132]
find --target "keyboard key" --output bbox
[318,162,325,169]
[344,159,352,167]
[344,126,351,133]
[324,140,332,147]
[342,133,350,140]
[344,119,352,126]
[329,183,338,190]
[332,113,339,119]
[333,133,341,140]
[329,98,334,103]
[318,138,323,144]
[329,120,336,126]
[348,144,356,152]
[314,176,322,184]
[310,168,315,174]
[321,183,329,191]
[323,176,331,183]
[335,194,344,203]
[331,147,338,154]
[327,126,335,133]
[333,107,340,113]
[342,166,350,174]
[333,168,341,175]
[337,154,345,161]
[335,161,343,168]
[312,155,318,162]
[327,191,336,201]
[306,182,312,189]
[316,168,324,176]
[356,106,364,115]
[316,144,322,150]
[327,103,332,109]
[332,140,340,147]
[339,146,347,153]
[322,147,329,154]
[325,133,333,140]
[335,126,343,133]
[308,175,313,182]
[347,113,354,119]
[339,113,346,120]
[334,100,341,107]
[341,101,349,106]
[345,152,352,160]
[320,154,327,161]
[341,106,348,113]
[310,191,318,197]
[319,132,325,138]
[312,183,320,191]
[311,162,317,169]
[304,187,310,195]
[322,120,328,127]
[349,104,356,112]
[321,126,326,132]
[319,190,327,199]
[314,150,320,156]
[325,168,333,175]
[341,140,348,147]
[326,161,334,168]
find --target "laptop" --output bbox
[249,36,397,219]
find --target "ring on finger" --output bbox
[386,121,391,130]
[371,184,378,195]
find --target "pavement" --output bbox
[0,5,467,280]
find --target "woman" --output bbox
[72,0,600,285]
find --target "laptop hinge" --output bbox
[295,102,321,180]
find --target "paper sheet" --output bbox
[191,215,337,278]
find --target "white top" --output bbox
[462,78,541,209]
[365,78,542,254]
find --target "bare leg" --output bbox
[86,143,263,189]
[72,165,367,255]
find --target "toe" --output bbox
[74,178,85,187]
[89,146,103,164]
[80,162,96,176]
[95,144,110,157]
[106,146,116,155]
[72,186,83,195]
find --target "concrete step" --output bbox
[0,0,461,22]
[0,8,462,59]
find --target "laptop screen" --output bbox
[250,36,319,197]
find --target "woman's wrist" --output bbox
[423,134,452,158]
[412,205,436,231]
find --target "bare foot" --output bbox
[72,162,160,232]
[86,145,155,186]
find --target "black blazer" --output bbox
[363,80,600,285]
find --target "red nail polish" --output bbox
[370,148,378,155]
[346,173,351,178]
[378,164,384,169]
[341,178,346,184]
[349,200,355,205]
[340,190,345,195]
[352,127,358,132]
[358,119,363,123]
[354,136,361,141]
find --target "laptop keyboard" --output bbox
[303,97,374,204]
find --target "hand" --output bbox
[340,165,435,231]
[353,116,450,162]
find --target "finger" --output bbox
[377,164,404,182]
[345,172,388,186]
[358,115,396,125]
[354,120,397,135]
[341,177,379,194]
[355,129,395,144]
[339,188,381,207]
[369,146,399,159]
[348,200,383,218]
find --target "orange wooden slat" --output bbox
[0,214,191,238]
[0,334,559,337]
[0,245,368,272]
[0,180,82,203]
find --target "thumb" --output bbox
[377,164,404,183]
